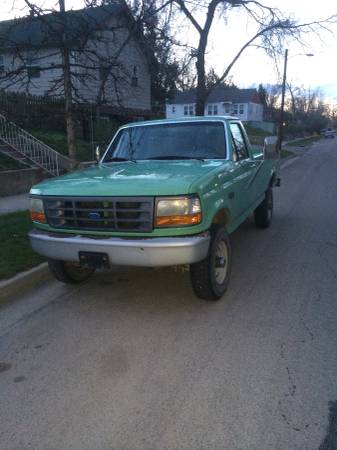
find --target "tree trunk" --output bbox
[195,38,207,116]
[59,0,77,165]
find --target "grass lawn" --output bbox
[245,124,273,137]
[281,149,295,159]
[286,136,321,147]
[27,129,94,162]
[0,211,45,280]
[246,125,273,146]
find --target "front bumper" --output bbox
[29,229,210,267]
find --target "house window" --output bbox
[27,66,40,78]
[93,29,103,39]
[131,65,138,87]
[233,104,238,115]
[207,104,218,115]
[239,104,244,115]
[99,66,109,81]
[26,53,40,79]
[172,106,175,113]
[184,104,194,116]
[0,55,4,74]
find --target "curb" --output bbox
[0,262,51,304]
[281,155,300,170]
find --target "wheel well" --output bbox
[212,208,231,226]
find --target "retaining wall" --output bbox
[0,168,44,196]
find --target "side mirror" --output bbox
[95,145,101,163]
[263,136,279,160]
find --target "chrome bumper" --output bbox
[29,229,210,267]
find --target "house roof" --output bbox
[0,2,127,50]
[171,87,261,105]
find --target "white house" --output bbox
[0,3,151,114]
[166,87,263,122]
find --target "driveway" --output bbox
[0,138,336,450]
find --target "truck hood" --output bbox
[31,160,228,197]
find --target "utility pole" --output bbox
[278,48,288,152]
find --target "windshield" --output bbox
[103,122,226,162]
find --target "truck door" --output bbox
[228,122,258,219]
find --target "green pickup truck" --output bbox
[29,117,280,300]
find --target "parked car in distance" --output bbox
[29,117,280,301]
[324,128,335,139]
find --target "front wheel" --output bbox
[254,187,273,229]
[48,259,95,284]
[190,225,232,301]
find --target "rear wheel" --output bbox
[254,187,273,229]
[190,225,232,301]
[48,259,95,284]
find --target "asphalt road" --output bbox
[0,139,336,450]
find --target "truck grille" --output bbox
[44,196,154,232]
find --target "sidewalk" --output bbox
[0,193,29,215]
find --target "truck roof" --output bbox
[122,116,239,128]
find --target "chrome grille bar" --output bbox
[44,196,154,232]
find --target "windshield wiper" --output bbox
[147,156,205,161]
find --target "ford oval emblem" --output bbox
[88,212,101,220]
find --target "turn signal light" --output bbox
[30,211,46,223]
[155,213,201,227]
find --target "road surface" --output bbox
[0,139,336,450]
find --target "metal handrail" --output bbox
[0,114,71,176]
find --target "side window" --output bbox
[230,123,249,160]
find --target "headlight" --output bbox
[155,196,202,227]
[30,197,46,223]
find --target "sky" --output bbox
[209,0,337,102]
[2,0,337,102]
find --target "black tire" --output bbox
[254,187,273,229]
[190,225,232,301]
[48,259,95,284]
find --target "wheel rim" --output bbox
[214,240,228,285]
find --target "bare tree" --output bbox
[170,0,337,115]
[0,0,155,163]
[59,0,77,161]
[285,84,328,133]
